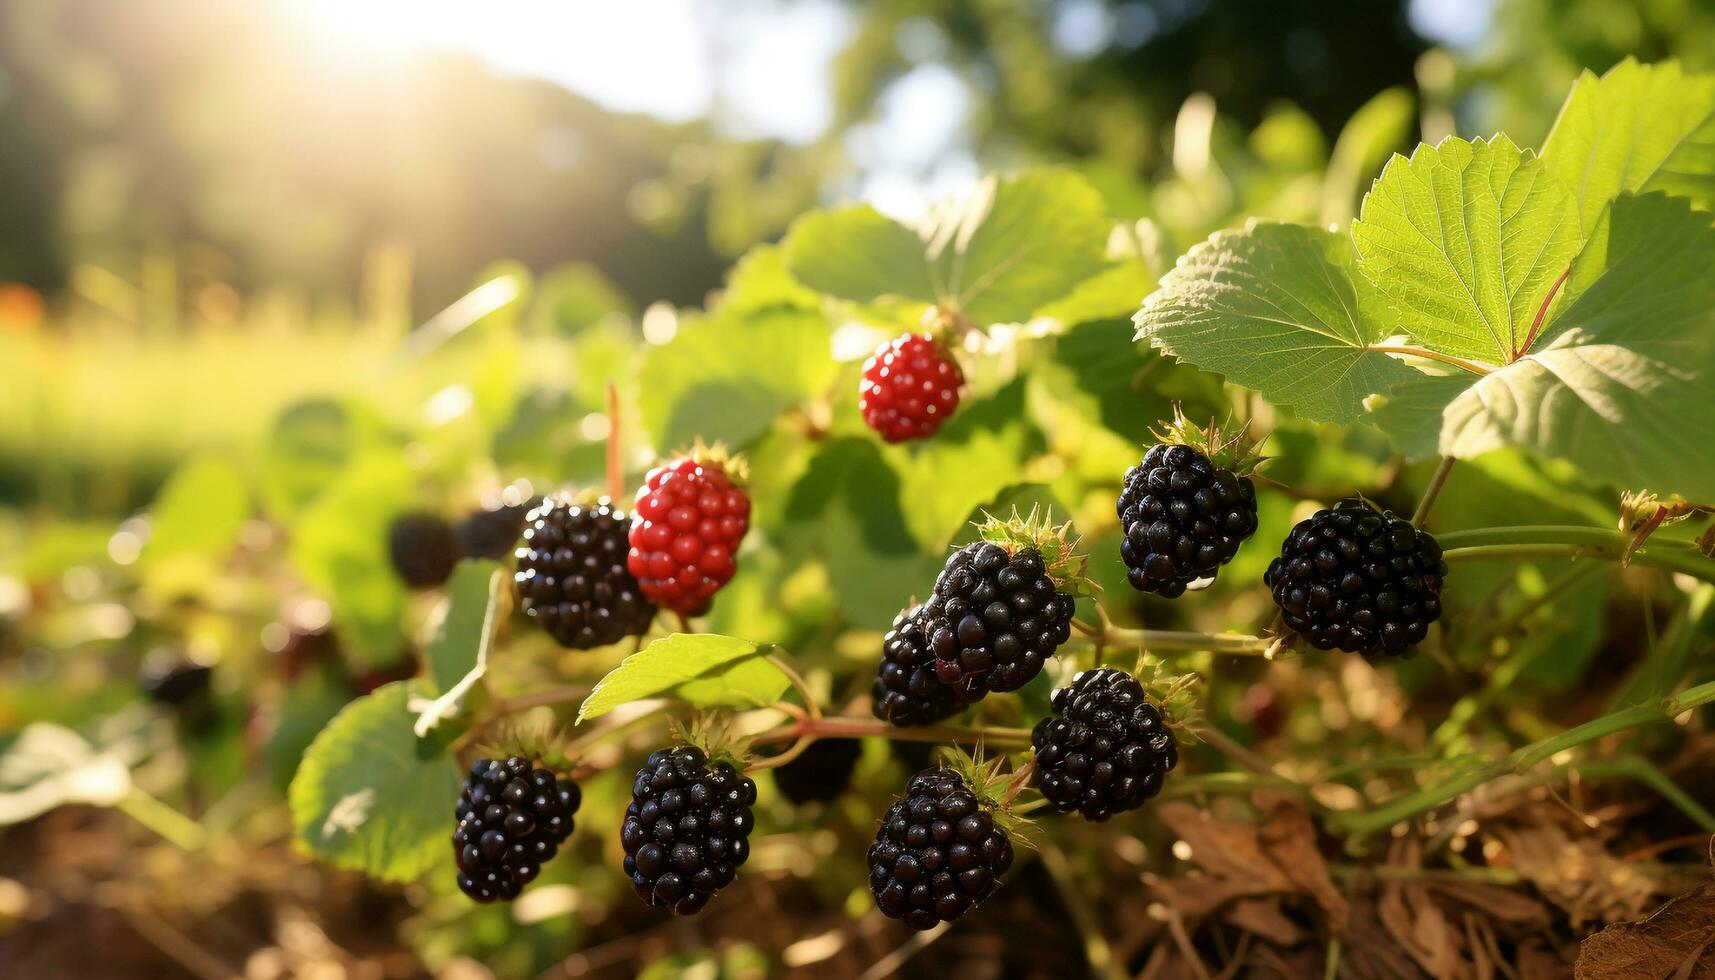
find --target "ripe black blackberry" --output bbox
[140,661,212,707]
[1265,497,1447,656]
[872,605,961,726]
[869,767,1014,930]
[924,540,1075,700]
[1031,669,1178,821]
[453,757,581,903]
[621,746,756,915]
[515,497,656,649]
[388,512,458,588]
[456,496,542,560]
[770,738,862,805]
[1118,443,1258,597]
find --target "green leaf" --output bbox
[1352,135,1581,365]
[784,170,1111,327]
[144,456,249,560]
[637,307,837,451]
[1133,221,1418,423]
[288,681,461,883]
[718,244,828,315]
[920,170,1112,327]
[577,634,786,722]
[1542,58,1715,237]
[258,399,357,519]
[288,454,413,666]
[1439,194,1715,498]
[780,205,937,308]
[424,560,503,694]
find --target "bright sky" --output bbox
[283,0,1495,218]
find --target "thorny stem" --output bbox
[1364,344,1497,376]
[1410,456,1455,527]
[1332,678,1715,837]
[1438,526,1715,584]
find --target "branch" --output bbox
[1438,525,1715,584]
[1411,456,1456,528]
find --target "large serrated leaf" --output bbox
[1542,58,1715,237]
[783,170,1110,328]
[1133,221,1419,423]
[1352,135,1581,365]
[1439,193,1715,498]
[288,681,461,883]
[637,307,837,452]
[577,634,787,722]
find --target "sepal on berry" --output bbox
[974,506,1096,599]
[1132,656,1203,746]
[1150,404,1267,478]
[941,748,1038,843]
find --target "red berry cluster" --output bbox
[627,456,751,615]
[860,333,963,443]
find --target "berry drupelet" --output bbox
[1265,497,1447,657]
[869,767,1014,930]
[769,738,863,805]
[453,757,581,903]
[872,605,961,726]
[923,542,1075,701]
[621,746,757,915]
[515,497,656,650]
[388,512,458,588]
[859,333,963,443]
[1118,443,1258,597]
[628,455,751,616]
[1031,669,1178,821]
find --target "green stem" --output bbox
[117,787,209,851]
[1438,526,1715,584]
[1078,625,1274,655]
[1577,757,1715,834]
[751,716,1034,748]
[1411,456,1456,527]
[1333,679,1715,837]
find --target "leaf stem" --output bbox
[1331,679,1715,836]
[1515,264,1573,360]
[117,787,209,852]
[1438,526,1715,584]
[1364,344,1497,376]
[1410,456,1456,527]
[767,654,822,720]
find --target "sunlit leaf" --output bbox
[288,681,461,882]
[577,634,787,722]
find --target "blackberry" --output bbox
[515,497,656,649]
[456,497,542,560]
[140,661,212,707]
[453,757,581,903]
[869,767,1014,930]
[1265,497,1447,656]
[1031,669,1178,821]
[621,746,756,915]
[1118,444,1258,597]
[388,512,457,588]
[770,738,862,805]
[860,333,963,443]
[924,542,1074,700]
[872,605,961,726]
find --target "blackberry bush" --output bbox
[1265,497,1447,656]
[872,604,961,726]
[1118,420,1260,597]
[1031,668,1178,821]
[388,511,458,588]
[859,332,963,443]
[923,513,1083,700]
[628,451,751,616]
[453,757,581,903]
[515,496,656,649]
[621,746,756,915]
[869,767,1014,931]
[770,738,862,805]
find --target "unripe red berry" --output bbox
[627,455,750,615]
[859,333,962,443]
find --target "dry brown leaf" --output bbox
[1576,882,1715,980]
[1379,878,1466,979]
[1497,822,1658,926]
[1256,791,1351,931]
[1426,880,1553,928]
[1153,795,1348,933]
[1224,898,1306,947]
